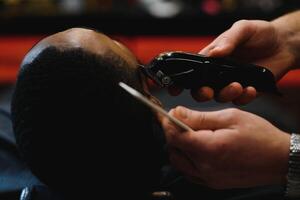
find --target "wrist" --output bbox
[271,11,300,69]
[275,131,290,185]
[285,133,300,199]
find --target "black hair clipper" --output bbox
[140,51,280,95]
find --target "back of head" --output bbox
[11,38,165,198]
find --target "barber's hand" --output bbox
[162,106,290,189]
[169,20,295,105]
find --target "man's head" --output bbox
[11,28,166,198]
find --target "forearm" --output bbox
[272,10,300,68]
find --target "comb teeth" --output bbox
[119,82,193,132]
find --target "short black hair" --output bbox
[11,46,165,198]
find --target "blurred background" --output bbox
[0,0,300,133]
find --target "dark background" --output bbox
[0,0,300,133]
[0,0,300,35]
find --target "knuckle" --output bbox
[222,108,240,120]
[232,19,254,35]
[195,112,206,126]
[233,19,250,27]
[217,34,234,47]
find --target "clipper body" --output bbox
[141,52,280,95]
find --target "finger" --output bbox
[161,109,185,142]
[199,45,215,56]
[164,107,232,154]
[168,85,184,96]
[201,20,254,57]
[163,110,212,153]
[165,107,242,155]
[171,106,230,130]
[233,86,257,105]
[216,82,243,102]
[191,87,214,102]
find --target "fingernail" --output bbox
[169,108,175,115]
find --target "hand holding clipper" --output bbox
[140,51,280,96]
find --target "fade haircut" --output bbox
[11,46,165,198]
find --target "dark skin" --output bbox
[23,28,161,104]
[22,27,165,129]
[23,27,292,190]
[25,28,138,68]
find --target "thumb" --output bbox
[171,106,230,130]
[200,20,254,57]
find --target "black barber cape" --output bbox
[0,108,286,200]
